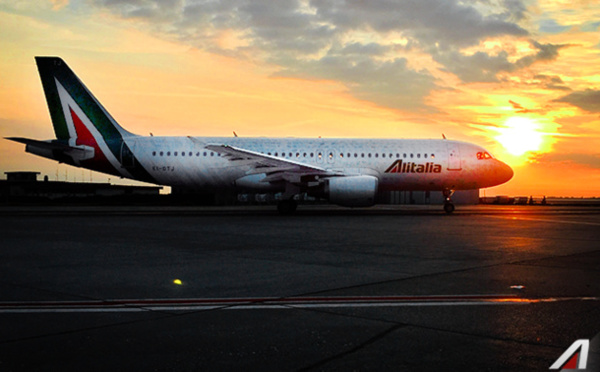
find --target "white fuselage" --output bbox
[124,136,512,192]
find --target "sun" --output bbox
[495,117,544,156]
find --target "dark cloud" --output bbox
[433,41,566,83]
[275,56,438,112]
[532,74,571,91]
[89,0,561,111]
[515,41,566,67]
[433,50,514,82]
[335,42,391,56]
[309,0,528,48]
[508,100,534,114]
[554,89,600,113]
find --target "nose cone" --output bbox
[496,160,514,185]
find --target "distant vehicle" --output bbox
[7,57,513,214]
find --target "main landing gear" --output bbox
[277,199,297,215]
[443,189,455,214]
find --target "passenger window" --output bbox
[403,153,407,158]
[410,153,413,158]
[382,153,386,158]
[159,151,163,156]
[417,153,420,158]
[167,152,171,156]
[181,152,185,157]
[174,152,178,156]
[424,153,428,158]
[152,151,156,156]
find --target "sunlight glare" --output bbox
[495,117,544,156]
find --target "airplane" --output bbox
[6,57,513,214]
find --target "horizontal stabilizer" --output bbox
[5,137,87,152]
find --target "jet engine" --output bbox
[325,175,378,207]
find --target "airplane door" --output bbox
[447,143,461,170]
[120,141,135,169]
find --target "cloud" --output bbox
[87,0,562,111]
[534,152,600,170]
[275,55,438,112]
[515,41,565,67]
[532,74,571,91]
[49,0,69,10]
[554,89,600,113]
[539,19,571,34]
[432,41,566,83]
[509,100,533,113]
[308,0,528,48]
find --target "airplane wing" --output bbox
[194,139,343,184]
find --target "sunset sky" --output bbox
[1,0,599,196]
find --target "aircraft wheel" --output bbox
[443,202,455,214]
[277,200,298,215]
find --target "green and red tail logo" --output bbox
[35,57,154,182]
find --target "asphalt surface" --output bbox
[0,205,598,371]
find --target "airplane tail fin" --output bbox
[35,56,134,143]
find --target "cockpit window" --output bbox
[476,151,493,160]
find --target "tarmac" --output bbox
[0,204,598,371]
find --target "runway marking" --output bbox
[484,215,600,226]
[0,295,596,313]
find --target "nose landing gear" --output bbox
[443,189,455,214]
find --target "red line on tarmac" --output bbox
[0,294,521,308]
[0,295,597,313]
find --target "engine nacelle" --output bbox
[327,175,378,207]
[234,174,284,192]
